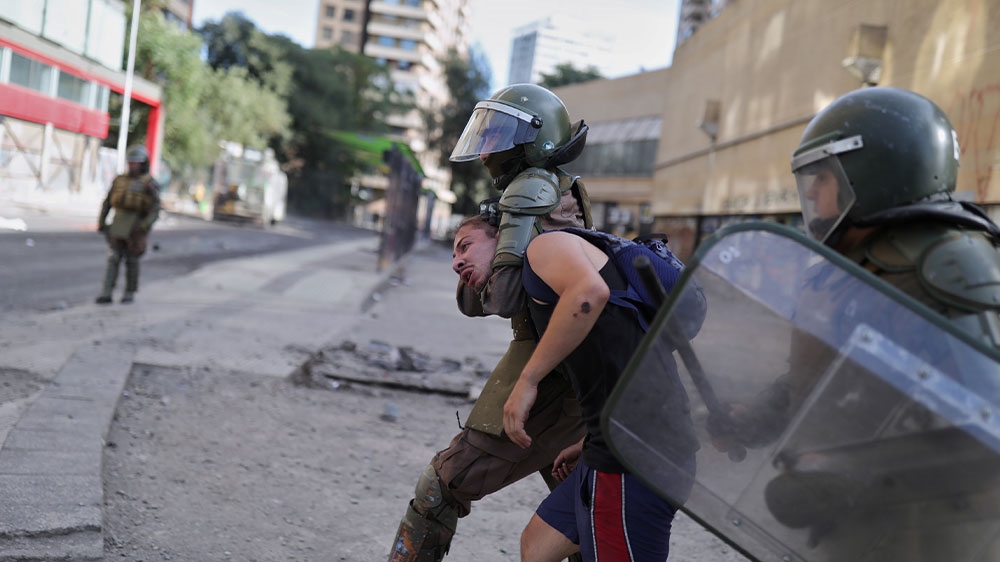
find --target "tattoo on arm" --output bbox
[580,302,591,313]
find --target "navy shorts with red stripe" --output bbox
[536,463,679,562]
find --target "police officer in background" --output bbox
[387,84,592,561]
[96,145,161,305]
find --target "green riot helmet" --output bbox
[791,87,959,243]
[450,83,587,189]
[126,145,149,163]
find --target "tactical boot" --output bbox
[120,292,135,304]
[95,295,113,304]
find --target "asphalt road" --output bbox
[0,211,375,313]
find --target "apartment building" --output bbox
[314,0,471,211]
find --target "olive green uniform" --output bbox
[96,172,160,303]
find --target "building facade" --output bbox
[313,0,471,235]
[506,14,614,85]
[0,0,161,203]
[556,0,1000,260]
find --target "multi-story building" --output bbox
[313,0,471,234]
[312,0,366,53]
[0,0,162,204]
[160,0,194,30]
[506,14,614,85]
[556,0,1000,261]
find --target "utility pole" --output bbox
[116,0,142,174]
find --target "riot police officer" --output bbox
[702,86,1000,560]
[96,145,161,304]
[387,84,592,561]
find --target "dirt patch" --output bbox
[102,364,749,562]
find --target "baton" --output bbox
[633,255,747,462]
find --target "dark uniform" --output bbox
[388,84,592,562]
[707,87,1000,561]
[96,145,160,304]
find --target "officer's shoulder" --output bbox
[865,222,953,272]
[498,167,560,213]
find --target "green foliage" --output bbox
[125,9,291,174]
[538,63,604,89]
[424,48,493,216]
[199,12,293,97]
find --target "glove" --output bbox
[97,224,108,233]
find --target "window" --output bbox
[378,36,395,47]
[9,52,53,94]
[325,5,335,18]
[57,71,89,105]
[94,85,110,111]
[340,30,356,46]
[399,39,417,51]
[404,0,420,6]
[343,9,355,22]
[397,60,412,70]
[322,26,333,40]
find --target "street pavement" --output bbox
[0,197,511,560]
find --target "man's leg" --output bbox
[122,254,140,303]
[522,514,579,562]
[387,390,584,561]
[96,247,123,304]
[388,465,459,562]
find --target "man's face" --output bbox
[452,224,497,291]
[127,161,143,177]
[805,168,841,219]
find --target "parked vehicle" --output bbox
[211,142,287,227]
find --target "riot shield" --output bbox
[603,222,1000,562]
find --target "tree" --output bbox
[538,63,603,89]
[199,12,293,97]
[424,48,493,216]
[121,8,290,176]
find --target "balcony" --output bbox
[368,1,426,20]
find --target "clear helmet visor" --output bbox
[449,101,541,162]
[792,136,862,243]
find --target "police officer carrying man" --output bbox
[96,144,161,305]
[387,84,593,561]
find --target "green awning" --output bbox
[328,130,424,176]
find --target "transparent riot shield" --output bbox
[603,222,1000,562]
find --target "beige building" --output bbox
[314,0,471,234]
[556,0,1000,260]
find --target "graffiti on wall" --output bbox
[946,83,1000,201]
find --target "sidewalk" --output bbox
[0,227,511,560]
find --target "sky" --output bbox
[191,0,680,89]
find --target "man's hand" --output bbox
[503,377,538,448]
[551,437,584,482]
[97,223,107,234]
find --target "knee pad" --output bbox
[413,465,457,530]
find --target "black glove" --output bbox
[97,223,108,233]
